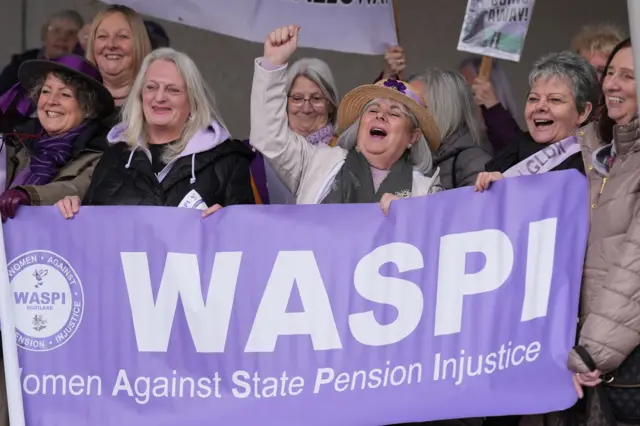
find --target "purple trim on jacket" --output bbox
[243,140,270,205]
[482,104,523,152]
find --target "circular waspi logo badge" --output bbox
[8,250,84,352]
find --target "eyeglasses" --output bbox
[288,95,326,108]
[48,25,78,40]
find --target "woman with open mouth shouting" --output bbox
[250,25,443,216]
[473,51,599,192]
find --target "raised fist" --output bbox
[264,25,300,66]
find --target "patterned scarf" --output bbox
[306,123,334,146]
[11,122,87,187]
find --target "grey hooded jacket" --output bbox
[433,129,493,190]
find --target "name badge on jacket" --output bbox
[178,189,208,210]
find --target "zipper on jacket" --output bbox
[591,177,607,210]
[599,177,607,194]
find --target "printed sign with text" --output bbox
[458,0,536,62]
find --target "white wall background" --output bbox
[0,0,630,137]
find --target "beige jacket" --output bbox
[5,130,105,205]
[249,59,442,204]
[569,117,640,373]
[578,121,605,226]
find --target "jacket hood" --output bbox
[434,128,488,163]
[107,119,230,156]
[107,119,231,183]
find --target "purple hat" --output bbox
[17,54,115,118]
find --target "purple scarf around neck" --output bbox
[305,123,334,146]
[11,122,87,188]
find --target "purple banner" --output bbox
[2,170,588,426]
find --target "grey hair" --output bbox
[28,70,100,119]
[528,51,600,115]
[286,58,339,125]
[409,68,485,144]
[120,47,229,163]
[458,56,518,118]
[41,10,84,40]
[336,99,433,175]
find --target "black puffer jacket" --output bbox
[84,125,255,208]
[433,129,493,190]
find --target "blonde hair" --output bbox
[571,23,626,58]
[120,48,228,163]
[85,5,151,81]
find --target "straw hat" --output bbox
[337,78,441,151]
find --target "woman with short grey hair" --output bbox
[475,51,599,191]
[528,51,600,119]
[409,68,492,189]
[248,56,340,205]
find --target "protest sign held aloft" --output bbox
[101,0,397,55]
[458,0,536,61]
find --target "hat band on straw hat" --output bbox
[336,77,442,150]
[378,79,426,108]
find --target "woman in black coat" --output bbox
[474,51,599,193]
[56,48,254,218]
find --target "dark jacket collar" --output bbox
[613,116,640,157]
[160,138,254,191]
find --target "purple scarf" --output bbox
[0,83,33,117]
[306,123,334,146]
[11,122,87,187]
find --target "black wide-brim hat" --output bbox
[17,54,115,119]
